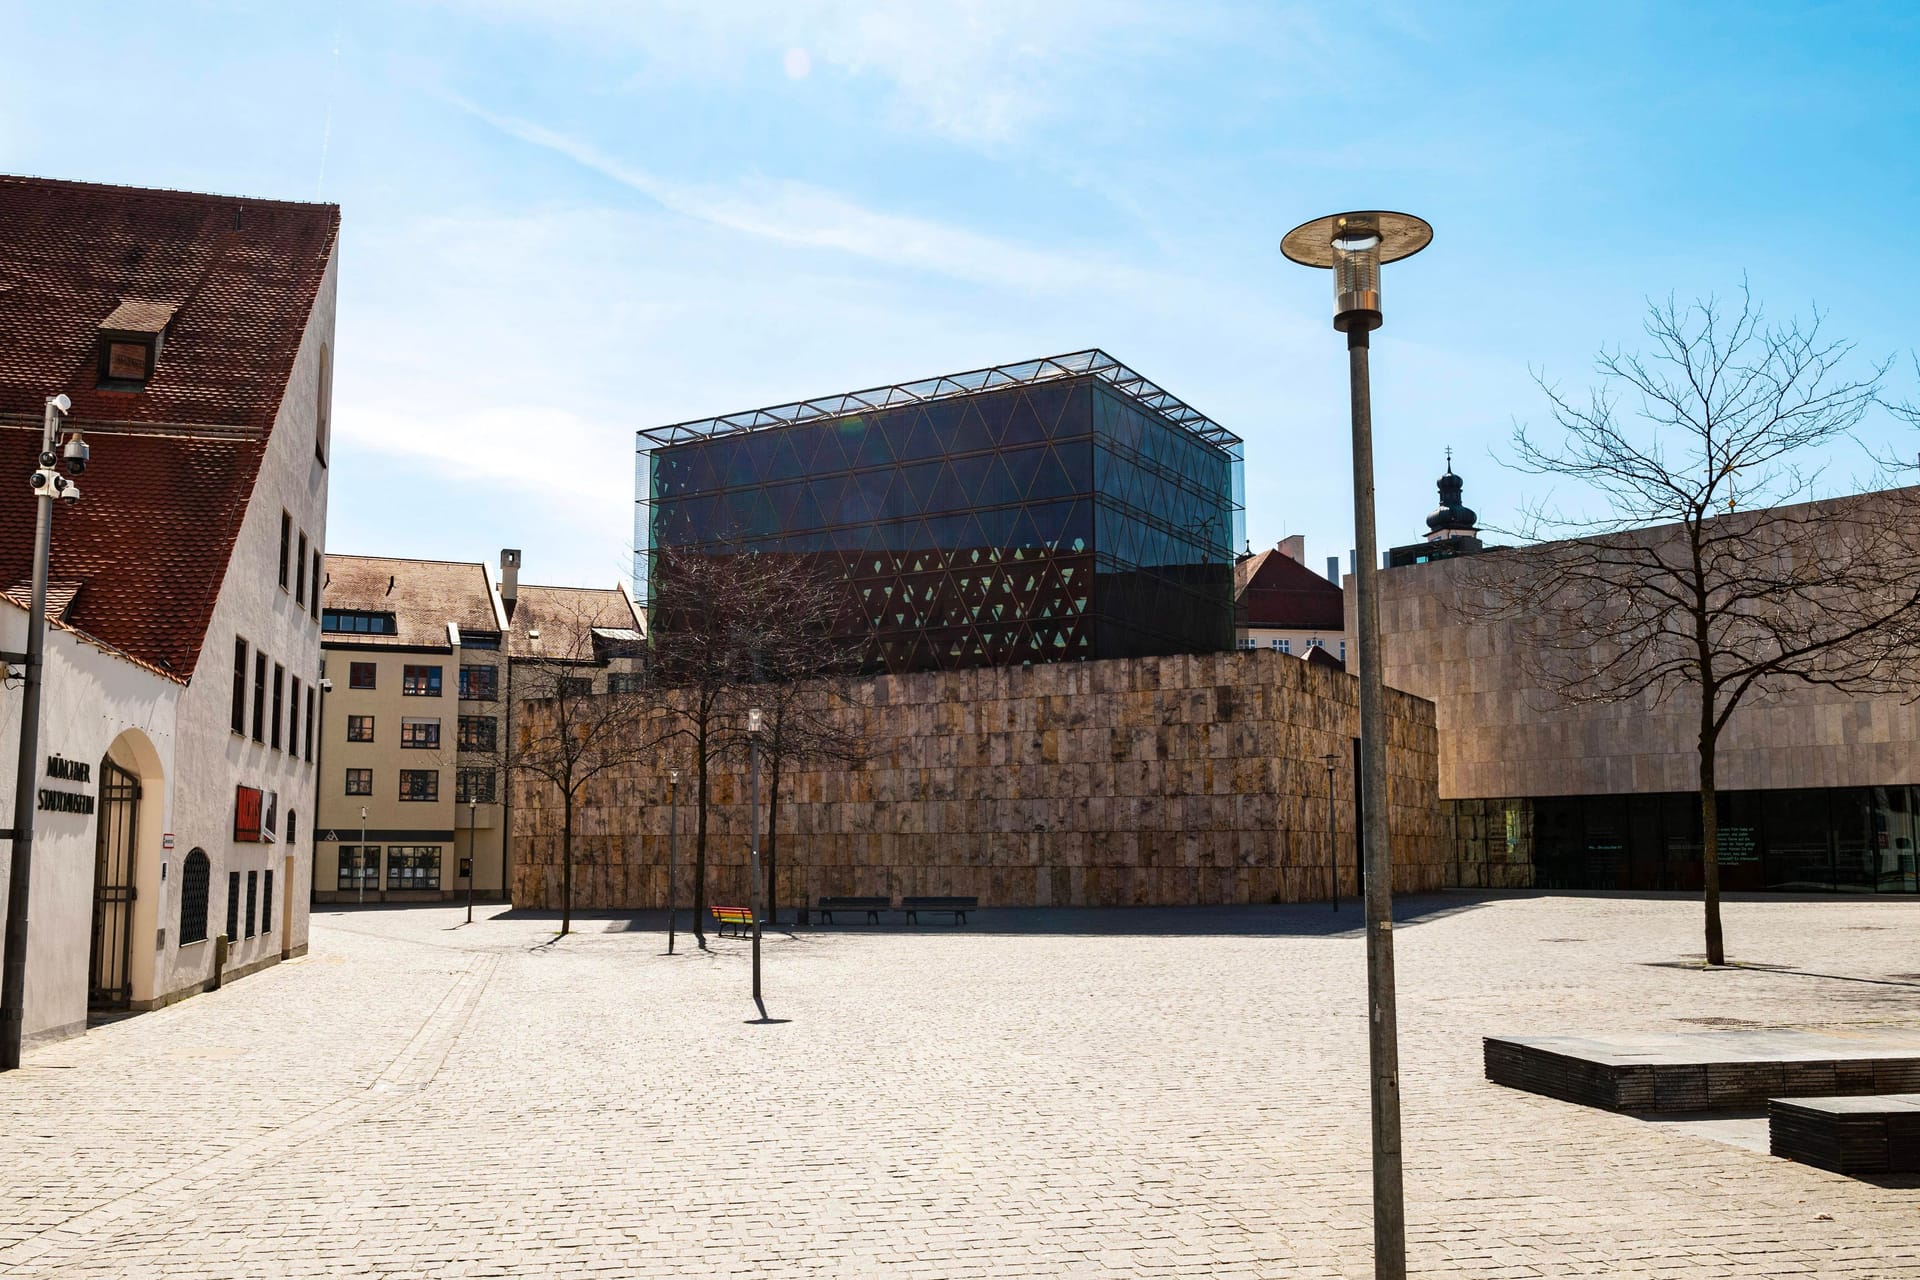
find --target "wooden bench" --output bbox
[901,895,977,925]
[710,905,755,938]
[1770,1094,1920,1174]
[815,896,890,924]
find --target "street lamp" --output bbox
[1282,209,1431,1280]
[466,799,476,925]
[746,707,766,1016]
[358,805,368,906]
[1322,753,1339,912]
[667,767,680,956]
[1,395,83,1072]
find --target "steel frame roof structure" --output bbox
[637,349,1242,454]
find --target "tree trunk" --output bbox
[765,745,782,926]
[693,721,710,947]
[561,789,574,937]
[1698,724,1725,965]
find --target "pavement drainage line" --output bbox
[0,955,500,1275]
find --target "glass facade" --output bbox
[1526,786,1920,894]
[638,356,1243,674]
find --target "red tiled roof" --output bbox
[1235,547,1345,631]
[0,174,338,676]
[0,174,339,428]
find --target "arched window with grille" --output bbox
[179,849,211,945]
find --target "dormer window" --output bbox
[96,299,177,391]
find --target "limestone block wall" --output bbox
[510,651,1444,911]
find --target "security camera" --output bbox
[62,432,88,475]
[47,394,71,415]
[58,478,80,503]
[319,678,334,692]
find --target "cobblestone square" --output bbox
[2,893,1915,1277]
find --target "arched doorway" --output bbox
[88,758,140,1010]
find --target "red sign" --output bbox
[234,785,263,842]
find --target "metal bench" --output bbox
[710,904,755,938]
[815,895,890,924]
[901,895,977,925]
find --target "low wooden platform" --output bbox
[1770,1094,1920,1174]
[1485,1031,1920,1113]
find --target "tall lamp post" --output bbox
[667,767,680,956]
[746,708,766,1014]
[358,806,368,906]
[1,394,84,1072]
[1322,752,1339,912]
[466,799,476,925]
[1282,210,1431,1280]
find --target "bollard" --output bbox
[210,934,229,991]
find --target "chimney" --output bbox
[1278,534,1306,565]
[500,548,522,620]
[1326,555,1340,585]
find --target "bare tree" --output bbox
[1474,285,1920,964]
[507,602,657,936]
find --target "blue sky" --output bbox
[4,1,1918,588]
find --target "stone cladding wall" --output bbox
[510,651,1444,910]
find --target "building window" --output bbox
[99,336,156,385]
[559,676,594,698]
[279,512,292,590]
[226,871,240,941]
[263,869,274,934]
[460,629,501,650]
[1236,636,1255,651]
[289,677,301,755]
[1308,637,1324,649]
[458,665,497,701]
[345,768,373,795]
[349,661,376,689]
[311,551,322,621]
[288,811,298,844]
[252,651,268,742]
[1274,639,1291,654]
[1339,641,1347,662]
[338,845,378,891]
[403,665,442,697]
[315,342,331,465]
[322,610,397,635]
[245,870,258,938]
[231,639,248,734]
[295,532,308,604]
[456,768,496,804]
[304,687,316,762]
[271,664,286,750]
[346,715,375,743]
[607,672,645,694]
[457,716,497,752]
[179,849,210,945]
[400,718,441,750]
[387,846,442,891]
[399,770,439,802]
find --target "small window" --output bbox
[459,630,501,650]
[345,768,373,795]
[103,339,153,382]
[399,770,439,802]
[304,687,316,762]
[456,768,496,804]
[278,512,292,590]
[315,342,332,465]
[458,665,497,701]
[271,664,285,750]
[245,870,258,938]
[607,672,646,694]
[346,715,375,743]
[1339,641,1347,662]
[322,610,397,635]
[457,716,497,752]
[349,662,376,689]
[263,869,274,934]
[287,810,298,844]
[559,677,594,698]
[295,532,308,604]
[400,718,441,750]
[231,639,248,735]
[252,652,268,742]
[387,846,442,890]
[311,552,322,621]
[289,676,302,753]
[226,871,240,941]
[1276,639,1291,654]
[179,849,211,945]
[338,845,379,891]
[402,665,442,697]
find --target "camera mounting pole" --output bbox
[2,394,77,1071]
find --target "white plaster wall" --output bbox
[154,244,336,1002]
[0,602,179,1041]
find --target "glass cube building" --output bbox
[636,350,1245,674]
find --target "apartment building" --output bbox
[1234,535,1348,664]
[313,551,642,903]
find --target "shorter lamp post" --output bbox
[667,767,680,956]
[466,799,476,925]
[358,805,368,906]
[747,707,765,1013]
[1322,753,1339,912]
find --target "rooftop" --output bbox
[638,349,1242,453]
[507,583,645,660]
[1235,545,1344,632]
[321,555,502,649]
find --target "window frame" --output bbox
[402,665,443,697]
[457,715,498,753]
[337,845,379,891]
[457,664,498,701]
[271,664,285,751]
[252,651,268,742]
[344,767,373,796]
[278,511,292,591]
[231,638,248,735]
[386,845,442,891]
[304,686,316,762]
[346,714,375,744]
[178,849,211,945]
[348,661,377,690]
[400,717,442,750]
[398,769,439,802]
[295,531,308,604]
[455,768,497,804]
